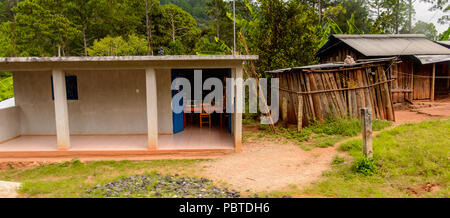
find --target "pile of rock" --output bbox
[83,173,241,198]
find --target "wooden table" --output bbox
[183,105,224,128]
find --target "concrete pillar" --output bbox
[52,69,70,151]
[146,68,158,150]
[233,66,243,152]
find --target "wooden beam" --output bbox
[297,95,303,132]
[431,63,436,102]
[361,108,373,158]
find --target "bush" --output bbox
[353,157,378,176]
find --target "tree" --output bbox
[160,4,199,54]
[412,20,438,40]
[145,0,154,55]
[368,0,412,34]
[420,0,449,24]
[250,0,321,75]
[324,0,372,33]
[13,0,80,56]
[87,34,148,56]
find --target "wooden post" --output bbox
[282,97,288,122]
[297,95,303,132]
[431,63,436,102]
[361,108,373,158]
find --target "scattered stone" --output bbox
[83,174,241,198]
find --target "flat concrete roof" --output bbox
[0,55,258,71]
[0,55,258,63]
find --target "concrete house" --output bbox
[0,55,257,157]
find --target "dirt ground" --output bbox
[199,101,450,193]
[199,138,338,193]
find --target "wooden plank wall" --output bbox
[320,45,364,63]
[413,64,432,100]
[434,62,450,96]
[277,62,396,126]
[391,60,414,103]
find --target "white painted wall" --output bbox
[13,69,173,135]
[0,106,20,142]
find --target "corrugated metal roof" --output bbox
[267,57,395,74]
[414,55,450,65]
[318,34,450,57]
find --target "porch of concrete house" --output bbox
[0,56,252,155]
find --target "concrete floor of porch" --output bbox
[0,126,234,152]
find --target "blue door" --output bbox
[172,71,184,134]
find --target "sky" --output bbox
[414,1,448,34]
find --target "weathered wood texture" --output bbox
[391,60,414,103]
[361,108,373,158]
[319,45,449,103]
[276,61,396,126]
[319,44,364,63]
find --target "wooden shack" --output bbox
[269,58,396,129]
[316,34,450,103]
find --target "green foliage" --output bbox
[250,0,321,76]
[0,76,13,101]
[194,36,230,55]
[353,157,378,176]
[313,117,392,137]
[413,21,438,41]
[305,120,450,198]
[160,4,200,54]
[0,159,206,197]
[439,26,450,41]
[160,0,211,29]
[332,155,345,166]
[259,117,391,150]
[87,34,148,56]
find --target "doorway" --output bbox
[171,69,232,134]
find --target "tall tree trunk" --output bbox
[408,0,412,33]
[83,27,88,56]
[145,0,154,55]
[215,0,220,40]
[395,0,399,34]
[171,17,176,42]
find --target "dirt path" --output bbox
[200,107,450,194]
[199,139,337,193]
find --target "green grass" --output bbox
[0,159,207,198]
[302,119,450,198]
[255,117,392,150]
[0,76,14,101]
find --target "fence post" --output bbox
[361,108,373,158]
[282,97,288,122]
[297,95,303,132]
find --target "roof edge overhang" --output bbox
[0,55,259,71]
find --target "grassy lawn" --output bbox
[0,159,208,198]
[0,76,14,102]
[245,117,392,150]
[299,119,450,198]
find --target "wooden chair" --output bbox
[200,104,211,128]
